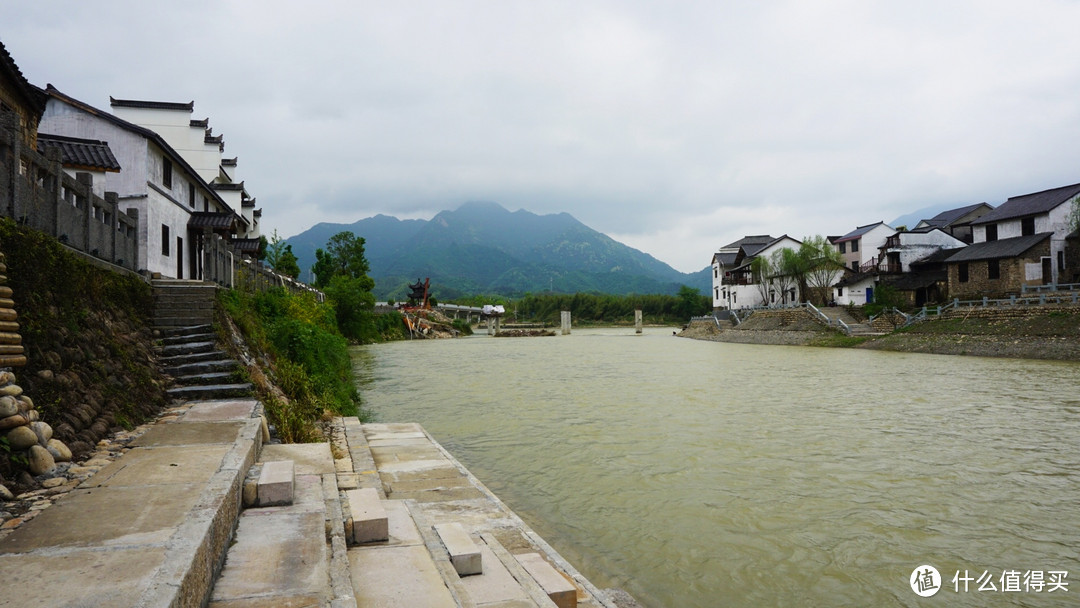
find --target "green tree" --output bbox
[1069,194,1080,232]
[264,230,301,278]
[312,231,372,288]
[750,256,774,305]
[799,235,844,306]
[675,285,709,319]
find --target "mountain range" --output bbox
[283,201,711,300]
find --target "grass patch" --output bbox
[807,334,872,348]
[217,288,373,441]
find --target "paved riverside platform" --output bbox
[0,399,263,608]
[0,406,626,608]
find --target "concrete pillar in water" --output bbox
[561,311,571,335]
[487,318,494,335]
[494,316,501,335]
[635,309,643,334]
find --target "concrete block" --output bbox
[433,522,482,576]
[346,487,387,544]
[515,552,577,608]
[257,460,294,506]
[348,545,456,608]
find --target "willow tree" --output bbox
[799,235,844,306]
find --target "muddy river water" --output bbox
[351,328,1080,607]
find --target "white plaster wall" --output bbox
[40,101,149,197]
[711,261,723,308]
[835,277,874,306]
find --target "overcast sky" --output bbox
[6,1,1080,272]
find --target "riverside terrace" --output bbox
[0,393,629,608]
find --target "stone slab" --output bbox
[391,486,486,503]
[389,475,474,494]
[460,543,534,606]
[0,483,202,551]
[348,544,456,608]
[130,421,246,447]
[257,460,294,506]
[84,444,231,488]
[182,399,259,421]
[383,499,424,547]
[346,487,387,544]
[364,430,427,441]
[0,545,167,607]
[515,553,578,608]
[375,459,458,475]
[209,510,328,604]
[370,445,446,462]
[434,522,482,576]
[260,442,335,474]
[245,474,324,516]
[368,436,432,448]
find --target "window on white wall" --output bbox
[161,225,170,256]
[163,158,173,188]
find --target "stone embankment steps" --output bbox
[0,398,266,607]
[157,323,253,401]
[152,279,217,329]
[819,306,886,336]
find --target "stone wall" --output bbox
[937,303,1080,322]
[0,111,139,272]
[947,239,1051,300]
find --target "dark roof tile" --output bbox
[37,133,121,172]
[944,233,1052,262]
[972,183,1080,224]
[109,97,194,112]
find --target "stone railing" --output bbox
[201,231,323,300]
[0,112,138,272]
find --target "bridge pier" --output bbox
[635,309,642,334]
[560,311,571,335]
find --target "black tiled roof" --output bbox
[188,212,237,230]
[109,97,194,112]
[925,202,992,226]
[721,235,775,249]
[37,133,121,172]
[944,233,1052,263]
[211,182,245,191]
[190,118,208,128]
[42,85,240,221]
[972,183,1080,224]
[882,271,946,291]
[835,221,887,243]
[231,238,261,253]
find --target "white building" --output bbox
[832,222,895,273]
[876,227,967,274]
[39,85,243,279]
[109,98,261,242]
[967,183,1079,285]
[711,235,802,310]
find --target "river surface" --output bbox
[351,328,1080,607]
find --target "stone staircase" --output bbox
[152,279,253,401]
[159,324,253,401]
[208,420,606,608]
[818,306,887,337]
[152,279,216,328]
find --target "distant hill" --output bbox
[284,201,711,300]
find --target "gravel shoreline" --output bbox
[677,319,1080,361]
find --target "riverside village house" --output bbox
[711,187,1079,312]
[35,84,259,280]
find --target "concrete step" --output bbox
[158,324,214,338]
[434,522,482,576]
[345,498,457,607]
[155,315,214,328]
[159,340,217,357]
[209,473,330,607]
[165,359,239,377]
[161,332,217,346]
[516,553,578,608]
[161,349,230,366]
[174,371,241,386]
[0,399,263,607]
[346,487,389,544]
[167,383,253,401]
